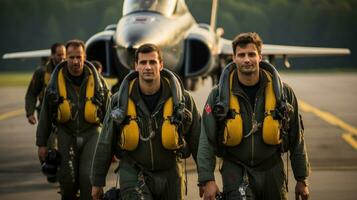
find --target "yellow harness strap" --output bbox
[84,68,100,124]
[120,78,183,151]
[57,68,71,123]
[57,67,99,124]
[161,96,183,150]
[224,70,281,146]
[120,79,140,151]
[44,71,51,86]
[223,71,243,146]
[161,77,183,150]
[262,71,281,145]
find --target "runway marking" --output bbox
[0,108,24,121]
[342,133,357,150]
[299,100,357,150]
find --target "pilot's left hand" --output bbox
[27,114,37,125]
[295,181,309,200]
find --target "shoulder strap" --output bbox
[213,62,236,121]
[111,70,138,124]
[161,68,186,125]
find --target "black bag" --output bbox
[103,187,121,200]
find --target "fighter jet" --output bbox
[2,0,351,90]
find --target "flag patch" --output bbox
[205,103,212,114]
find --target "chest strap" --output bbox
[216,62,282,146]
[56,63,101,124]
[117,69,185,151]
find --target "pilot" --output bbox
[197,32,310,200]
[25,42,65,125]
[91,60,110,93]
[36,39,110,200]
[25,42,65,183]
[91,43,201,200]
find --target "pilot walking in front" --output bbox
[91,43,201,200]
[197,32,310,200]
[36,40,110,200]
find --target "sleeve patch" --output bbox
[204,103,212,114]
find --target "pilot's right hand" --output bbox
[27,114,37,125]
[92,186,104,200]
[37,146,47,162]
[203,181,220,200]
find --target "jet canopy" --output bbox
[123,0,177,16]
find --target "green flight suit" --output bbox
[36,64,110,200]
[25,60,56,118]
[26,60,58,152]
[197,69,310,200]
[91,77,201,200]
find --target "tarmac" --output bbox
[0,72,357,199]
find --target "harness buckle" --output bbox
[244,120,262,138]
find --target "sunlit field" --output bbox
[0,72,118,87]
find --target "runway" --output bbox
[0,72,357,199]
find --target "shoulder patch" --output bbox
[204,103,212,114]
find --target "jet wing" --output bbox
[262,44,350,57]
[218,37,351,57]
[2,49,50,60]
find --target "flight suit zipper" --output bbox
[76,93,80,134]
[250,97,258,166]
[239,92,261,166]
[148,119,155,170]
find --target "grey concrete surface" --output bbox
[0,73,357,199]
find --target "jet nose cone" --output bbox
[114,13,164,69]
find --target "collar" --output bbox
[231,68,270,96]
[130,78,171,115]
[62,63,90,86]
[46,60,57,73]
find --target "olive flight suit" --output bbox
[197,68,310,200]
[36,63,110,200]
[91,75,201,200]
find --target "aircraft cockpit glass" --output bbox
[123,0,177,16]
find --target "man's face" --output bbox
[66,45,85,76]
[52,46,66,65]
[135,51,163,83]
[233,43,262,75]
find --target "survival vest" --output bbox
[214,61,289,146]
[44,71,51,86]
[111,69,186,151]
[46,61,105,124]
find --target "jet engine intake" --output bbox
[184,25,216,78]
[86,30,123,78]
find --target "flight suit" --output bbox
[25,60,56,118]
[26,60,58,156]
[91,77,201,200]
[197,69,310,199]
[37,64,110,200]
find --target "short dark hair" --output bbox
[232,32,263,55]
[50,43,64,55]
[91,60,102,70]
[65,39,86,51]
[135,43,162,63]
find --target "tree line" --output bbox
[0,0,355,71]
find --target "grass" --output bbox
[0,72,32,86]
[0,72,119,87]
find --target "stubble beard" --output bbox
[239,65,257,76]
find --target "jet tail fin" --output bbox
[210,0,218,31]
